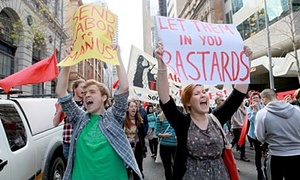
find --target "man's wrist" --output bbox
[58,94,72,104]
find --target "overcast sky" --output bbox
[81,0,144,70]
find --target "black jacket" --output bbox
[159,89,245,180]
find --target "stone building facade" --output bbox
[0,0,69,95]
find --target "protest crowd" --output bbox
[1,4,300,180]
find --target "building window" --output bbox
[225,11,233,23]
[0,10,16,79]
[32,33,46,95]
[0,52,14,78]
[54,0,59,18]
[0,11,14,44]
[292,0,300,12]
[257,8,266,30]
[231,0,244,14]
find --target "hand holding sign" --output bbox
[155,42,164,63]
[112,43,121,62]
[244,46,253,61]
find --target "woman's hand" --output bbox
[244,46,253,59]
[155,42,164,62]
[112,44,121,56]
[162,132,172,138]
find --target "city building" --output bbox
[167,0,185,18]
[143,0,153,55]
[0,0,119,96]
[0,0,69,95]
[225,0,300,91]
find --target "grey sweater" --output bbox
[255,101,300,156]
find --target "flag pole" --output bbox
[264,0,275,89]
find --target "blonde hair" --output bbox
[294,88,300,99]
[159,111,166,122]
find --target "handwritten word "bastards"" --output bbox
[163,50,249,82]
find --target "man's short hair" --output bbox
[260,89,277,99]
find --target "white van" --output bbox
[0,98,65,180]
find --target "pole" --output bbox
[289,0,300,83]
[264,0,275,89]
[295,42,300,83]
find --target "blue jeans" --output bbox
[63,143,70,161]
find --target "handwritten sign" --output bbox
[127,45,233,106]
[155,16,250,84]
[58,5,118,66]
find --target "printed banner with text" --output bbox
[127,45,233,106]
[155,16,250,84]
[58,5,118,66]
[127,45,182,105]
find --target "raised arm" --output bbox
[114,44,129,94]
[233,46,252,94]
[155,42,170,104]
[55,46,72,98]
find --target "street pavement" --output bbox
[141,141,258,180]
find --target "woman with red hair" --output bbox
[154,42,252,180]
[247,91,265,180]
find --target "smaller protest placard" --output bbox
[127,45,182,105]
[147,113,157,129]
[58,4,118,66]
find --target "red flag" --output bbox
[238,115,249,146]
[143,101,149,109]
[113,79,119,89]
[0,49,58,93]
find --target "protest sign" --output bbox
[127,45,182,105]
[207,84,233,107]
[127,45,233,106]
[155,16,250,84]
[58,4,118,66]
[147,113,157,129]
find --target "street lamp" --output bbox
[264,0,275,89]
